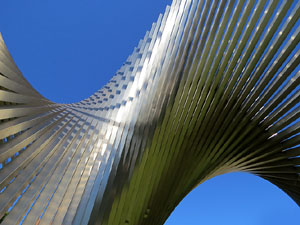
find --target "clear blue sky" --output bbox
[0,1,299,224]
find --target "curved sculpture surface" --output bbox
[0,0,299,224]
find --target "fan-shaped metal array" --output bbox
[0,0,299,224]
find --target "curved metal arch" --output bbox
[0,0,299,224]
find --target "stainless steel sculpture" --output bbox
[0,0,299,224]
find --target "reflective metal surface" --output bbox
[0,0,299,224]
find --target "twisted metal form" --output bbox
[0,0,299,224]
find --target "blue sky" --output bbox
[0,0,299,224]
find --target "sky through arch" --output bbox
[165,172,299,225]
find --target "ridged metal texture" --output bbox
[0,0,299,224]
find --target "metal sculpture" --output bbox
[0,0,299,224]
